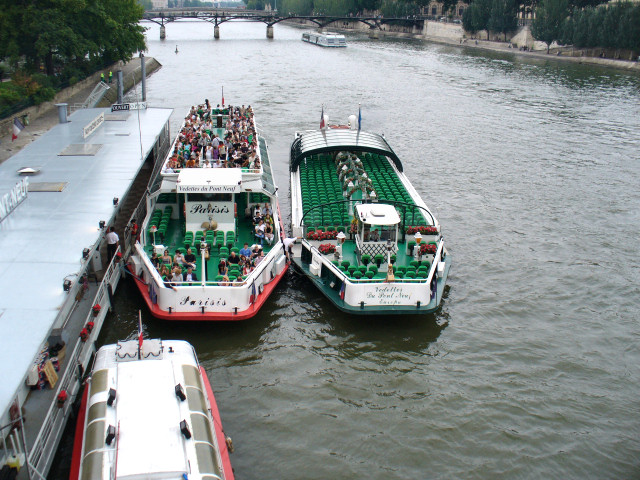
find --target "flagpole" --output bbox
[137,310,142,360]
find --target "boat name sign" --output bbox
[177,184,240,193]
[364,284,414,306]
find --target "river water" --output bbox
[68,20,640,479]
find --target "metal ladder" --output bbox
[73,81,110,110]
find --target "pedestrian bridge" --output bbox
[142,8,424,39]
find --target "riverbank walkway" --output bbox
[0,57,161,165]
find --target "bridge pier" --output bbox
[160,25,166,40]
[214,25,220,39]
[266,25,274,39]
[369,27,379,39]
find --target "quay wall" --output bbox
[288,19,640,71]
[0,57,162,138]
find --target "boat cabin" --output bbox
[176,168,240,236]
[354,204,400,259]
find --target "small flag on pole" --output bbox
[12,117,24,142]
[358,104,362,131]
[222,86,225,106]
[339,281,346,300]
[320,105,325,130]
[138,311,144,348]
[250,283,256,304]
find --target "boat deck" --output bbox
[144,192,275,283]
[299,153,426,229]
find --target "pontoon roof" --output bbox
[290,130,403,173]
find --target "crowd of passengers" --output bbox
[149,202,276,286]
[150,242,267,286]
[163,100,261,172]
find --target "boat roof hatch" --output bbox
[290,130,403,173]
[176,168,242,194]
[355,204,400,225]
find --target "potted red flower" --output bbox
[92,304,101,317]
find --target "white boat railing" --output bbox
[26,247,123,478]
[306,239,445,287]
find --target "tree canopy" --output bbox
[0,0,146,76]
[531,0,569,52]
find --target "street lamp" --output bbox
[414,231,422,258]
[335,231,346,261]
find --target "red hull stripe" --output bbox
[200,366,235,480]
[128,263,288,321]
[69,382,89,480]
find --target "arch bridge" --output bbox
[142,8,424,39]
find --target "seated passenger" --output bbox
[264,223,274,245]
[228,251,240,265]
[183,267,198,284]
[174,250,186,265]
[239,242,251,258]
[218,259,228,276]
[369,229,380,242]
[184,247,197,269]
[161,250,172,265]
[255,220,266,245]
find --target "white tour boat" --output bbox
[302,31,347,47]
[128,103,288,321]
[289,122,451,315]
[69,339,234,480]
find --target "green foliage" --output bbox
[0,0,146,76]
[531,0,569,51]
[487,0,517,39]
[276,0,379,15]
[463,0,491,36]
[245,0,267,8]
[558,1,640,52]
[380,0,421,17]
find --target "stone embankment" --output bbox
[0,57,162,164]
[292,18,640,72]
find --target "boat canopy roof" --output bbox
[176,168,242,194]
[355,204,401,225]
[290,129,403,173]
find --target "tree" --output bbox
[531,0,569,52]
[487,0,518,40]
[463,0,491,38]
[0,0,146,75]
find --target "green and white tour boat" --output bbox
[289,126,451,315]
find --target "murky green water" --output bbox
[55,20,640,480]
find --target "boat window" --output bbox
[187,193,232,202]
[84,420,106,454]
[87,401,107,423]
[362,225,396,242]
[89,370,108,397]
[187,387,208,414]
[195,443,223,477]
[191,412,214,444]
[182,365,204,389]
[81,451,106,480]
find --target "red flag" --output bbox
[320,105,325,130]
[222,86,225,106]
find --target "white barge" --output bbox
[302,32,347,47]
